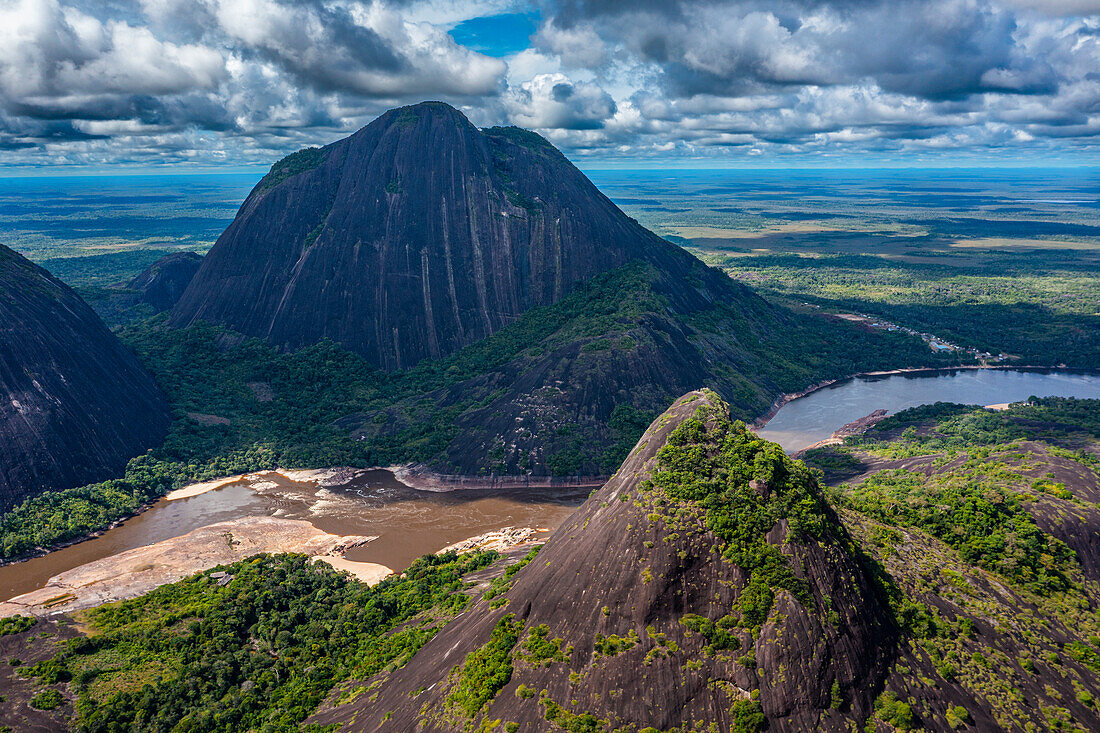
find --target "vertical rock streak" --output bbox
[171,102,690,370]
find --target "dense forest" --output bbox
[18,551,498,731]
[700,251,1099,367]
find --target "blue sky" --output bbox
[1,0,1099,171]
[449,12,540,58]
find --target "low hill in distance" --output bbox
[0,244,171,512]
[127,251,202,312]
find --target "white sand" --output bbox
[276,468,339,483]
[165,474,249,500]
[315,556,392,584]
[166,468,339,501]
[0,517,378,617]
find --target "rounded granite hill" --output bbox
[170,102,726,371]
[310,390,899,732]
[0,244,170,512]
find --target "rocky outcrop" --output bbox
[127,251,202,312]
[311,391,898,731]
[0,244,170,511]
[171,102,750,370]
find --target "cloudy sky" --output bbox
[2,0,1099,170]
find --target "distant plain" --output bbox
[1,167,1096,366]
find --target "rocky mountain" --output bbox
[170,102,761,371]
[163,102,943,478]
[311,390,900,731]
[0,244,171,511]
[311,394,1100,732]
[127,251,202,312]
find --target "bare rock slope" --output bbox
[171,102,753,371]
[127,250,202,312]
[311,390,898,731]
[0,244,170,511]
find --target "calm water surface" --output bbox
[757,368,1100,453]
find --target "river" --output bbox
[0,470,588,602]
[757,368,1100,453]
[3,367,1097,605]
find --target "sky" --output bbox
[2,0,1099,171]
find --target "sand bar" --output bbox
[439,527,549,555]
[0,516,386,617]
[166,468,344,501]
[166,474,250,500]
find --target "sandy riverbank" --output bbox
[0,517,390,617]
[166,468,347,501]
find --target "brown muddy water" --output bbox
[0,470,589,602]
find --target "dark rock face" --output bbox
[171,102,708,370]
[127,251,202,312]
[311,392,897,732]
[0,245,171,511]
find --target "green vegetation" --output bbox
[30,689,64,711]
[648,392,833,621]
[811,396,1100,731]
[731,699,765,732]
[25,551,495,731]
[592,630,640,658]
[693,250,1098,367]
[257,147,325,191]
[869,691,916,731]
[822,399,1095,597]
[849,397,1100,456]
[0,615,36,637]
[38,249,185,288]
[519,625,570,667]
[447,615,524,719]
[835,467,1075,594]
[679,613,740,654]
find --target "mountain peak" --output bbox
[310,390,898,731]
[170,103,687,370]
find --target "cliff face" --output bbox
[127,251,202,312]
[0,244,171,511]
[170,102,720,370]
[312,391,898,731]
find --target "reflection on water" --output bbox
[0,470,588,602]
[757,368,1100,453]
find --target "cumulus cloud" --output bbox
[0,0,507,164]
[505,73,617,129]
[0,0,1098,166]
